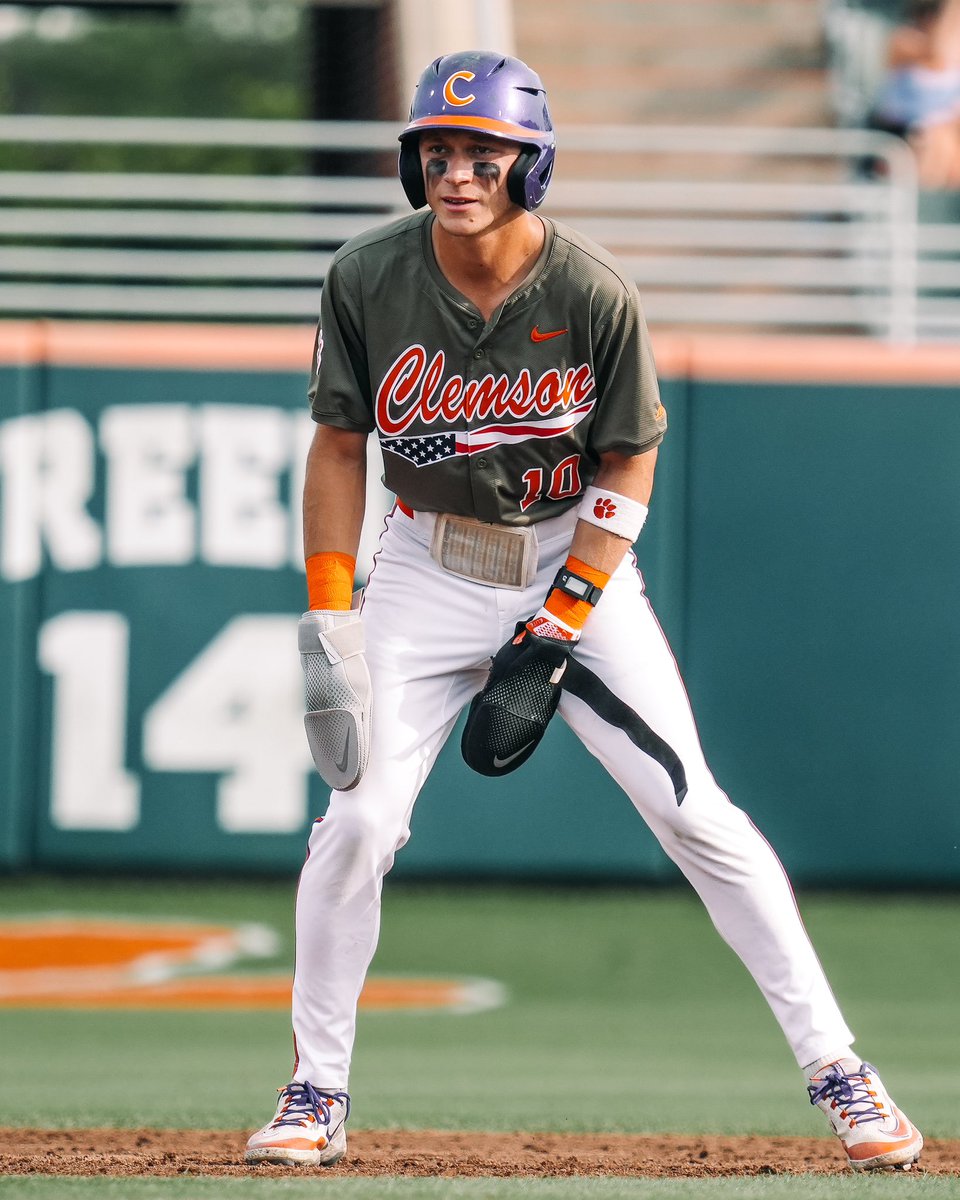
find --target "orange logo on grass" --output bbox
[0,916,505,1013]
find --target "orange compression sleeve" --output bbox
[305,551,356,611]
[542,555,611,634]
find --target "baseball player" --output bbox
[245,51,922,1172]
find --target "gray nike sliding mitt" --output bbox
[299,609,372,791]
[461,623,572,777]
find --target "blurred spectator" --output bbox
[870,0,960,187]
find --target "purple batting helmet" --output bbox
[398,50,556,212]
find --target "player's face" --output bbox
[419,130,522,235]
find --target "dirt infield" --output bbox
[2,1128,960,1178]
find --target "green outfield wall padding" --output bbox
[1,323,958,884]
[679,379,960,885]
[0,357,41,868]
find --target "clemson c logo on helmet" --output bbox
[443,71,476,107]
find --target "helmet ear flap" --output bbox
[507,145,539,209]
[398,138,426,209]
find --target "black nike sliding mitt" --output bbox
[461,623,572,777]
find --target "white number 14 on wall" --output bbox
[38,612,313,834]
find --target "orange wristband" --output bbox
[542,555,611,633]
[305,551,356,611]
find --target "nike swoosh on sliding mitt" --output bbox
[461,624,571,777]
[299,610,372,791]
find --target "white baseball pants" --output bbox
[292,504,853,1086]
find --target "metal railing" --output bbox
[1,114,954,341]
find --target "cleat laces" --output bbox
[273,1082,351,1130]
[807,1063,888,1128]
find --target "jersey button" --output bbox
[473,349,484,358]
[476,457,488,469]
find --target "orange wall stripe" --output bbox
[0,321,47,365]
[686,334,960,385]
[2,321,960,383]
[45,321,316,371]
[648,331,691,379]
[0,321,314,371]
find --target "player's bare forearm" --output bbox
[568,446,658,574]
[302,423,368,560]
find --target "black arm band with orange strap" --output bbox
[536,554,611,637]
[551,566,605,608]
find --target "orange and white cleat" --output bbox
[245,1082,350,1167]
[808,1060,922,1171]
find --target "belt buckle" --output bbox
[430,514,538,590]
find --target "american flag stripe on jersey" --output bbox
[381,400,594,467]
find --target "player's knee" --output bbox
[660,779,745,839]
[662,788,774,870]
[315,797,408,860]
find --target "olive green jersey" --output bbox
[309,211,665,526]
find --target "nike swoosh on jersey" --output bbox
[530,325,568,343]
[493,742,535,769]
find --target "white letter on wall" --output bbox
[100,404,196,566]
[0,410,103,581]
[199,406,289,568]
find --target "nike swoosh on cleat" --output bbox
[846,1115,921,1162]
[493,742,535,769]
[873,1109,916,1143]
[530,326,568,342]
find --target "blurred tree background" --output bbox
[0,1,397,170]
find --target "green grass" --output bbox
[1,1177,958,1199]
[0,878,956,1143]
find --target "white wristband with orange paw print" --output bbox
[577,485,649,542]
